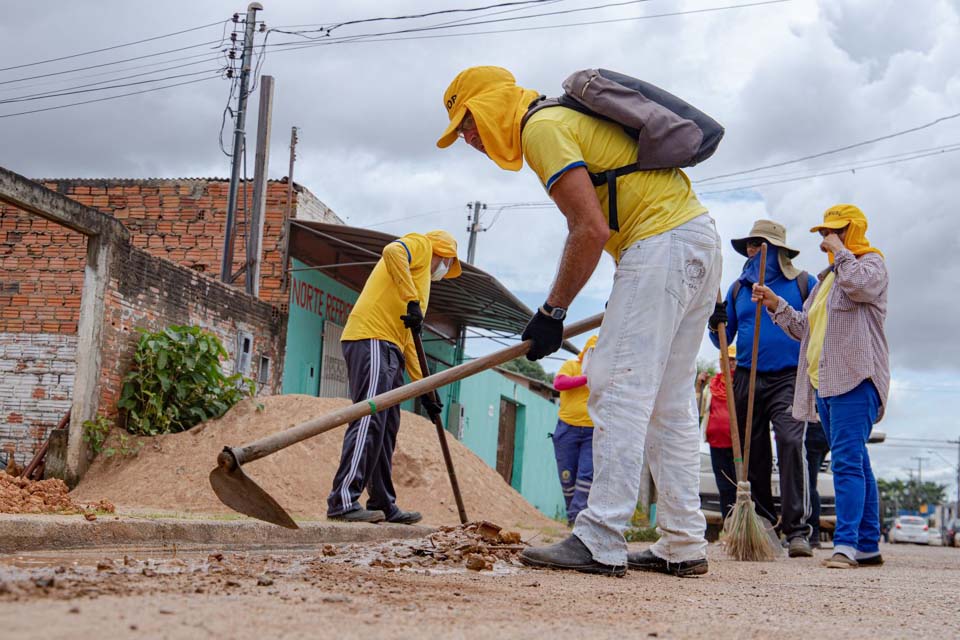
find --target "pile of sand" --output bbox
[72,396,557,529]
[1,471,114,516]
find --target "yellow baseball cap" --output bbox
[810,204,866,233]
[436,66,517,149]
[425,230,462,279]
[727,344,737,358]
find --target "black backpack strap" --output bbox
[797,271,810,302]
[731,280,741,304]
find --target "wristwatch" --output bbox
[540,302,567,321]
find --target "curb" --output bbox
[0,514,434,553]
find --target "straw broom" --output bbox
[717,242,778,561]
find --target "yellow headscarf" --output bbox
[578,335,598,362]
[437,66,541,171]
[425,230,462,279]
[810,204,884,264]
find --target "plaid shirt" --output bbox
[769,248,889,423]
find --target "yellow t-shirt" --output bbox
[806,272,835,390]
[521,108,708,260]
[341,233,433,380]
[556,358,592,427]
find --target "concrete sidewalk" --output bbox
[0,513,433,553]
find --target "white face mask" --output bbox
[431,259,450,281]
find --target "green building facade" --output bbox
[281,257,564,521]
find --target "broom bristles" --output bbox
[723,482,779,562]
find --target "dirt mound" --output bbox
[1,472,114,516]
[72,396,557,529]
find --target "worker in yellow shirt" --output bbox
[327,230,461,524]
[552,335,598,526]
[438,67,721,576]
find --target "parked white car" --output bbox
[927,528,944,546]
[889,516,929,544]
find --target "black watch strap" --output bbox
[541,302,567,321]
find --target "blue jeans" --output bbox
[709,446,737,521]
[552,420,594,525]
[815,380,881,557]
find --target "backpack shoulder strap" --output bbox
[731,280,741,303]
[797,271,810,302]
[522,95,637,233]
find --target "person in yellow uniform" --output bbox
[327,230,461,524]
[551,335,598,526]
[438,67,721,576]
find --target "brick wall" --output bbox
[0,177,322,464]
[0,333,75,464]
[97,244,286,424]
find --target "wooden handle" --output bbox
[714,291,744,483]
[230,313,604,465]
[742,242,767,474]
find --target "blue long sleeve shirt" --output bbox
[709,272,818,372]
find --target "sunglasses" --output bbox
[456,113,477,138]
[745,238,766,248]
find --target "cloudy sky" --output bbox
[3,0,959,497]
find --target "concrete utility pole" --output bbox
[280,126,299,295]
[221,2,263,284]
[911,455,929,485]
[466,200,486,264]
[245,74,274,297]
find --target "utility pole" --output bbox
[466,200,486,264]
[245,74,274,297]
[912,455,929,485]
[280,126,299,296]
[220,2,263,284]
[951,437,960,520]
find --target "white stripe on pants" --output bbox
[573,214,722,566]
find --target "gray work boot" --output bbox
[520,535,625,577]
[328,508,386,523]
[386,509,423,525]
[788,536,814,558]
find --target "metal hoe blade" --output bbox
[209,447,299,529]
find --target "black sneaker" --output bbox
[856,554,884,567]
[627,549,708,577]
[328,508,385,523]
[520,535,625,577]
[386,509,423,525]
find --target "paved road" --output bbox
[1,541,958,639]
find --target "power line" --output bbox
[0,51,225,95]
[263,0,791,51]
[0,74,220,119]
[0,38,225,87]
[697,145,960,195]
[0,68,224,105]
[0,20,227,72]
[698,111,960,183]
[271,0,564,35]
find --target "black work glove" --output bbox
[521,309,564,361]
[401,300,423,334]
[708,302,728,332]
[421,393,443,420]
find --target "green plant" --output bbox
[624,501,660,543]
[82,415,112,455]
[118,325,255,436]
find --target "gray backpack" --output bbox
[521,69,725,231]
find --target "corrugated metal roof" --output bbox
[288,220,578,354]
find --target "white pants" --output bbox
[574,214,722,565]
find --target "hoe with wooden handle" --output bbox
[210,313,604,528]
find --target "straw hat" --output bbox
[731,219,801,280]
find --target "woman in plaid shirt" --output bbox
[752,204,888,569]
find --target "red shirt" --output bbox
[705,373,732,449]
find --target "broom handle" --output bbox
[742,243,767,474]
[714,291,744,483]
[229,313,604,466]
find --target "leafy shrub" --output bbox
[118,325,254,436]
[82,415,111,455]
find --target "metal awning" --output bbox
[287,221,577,353]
